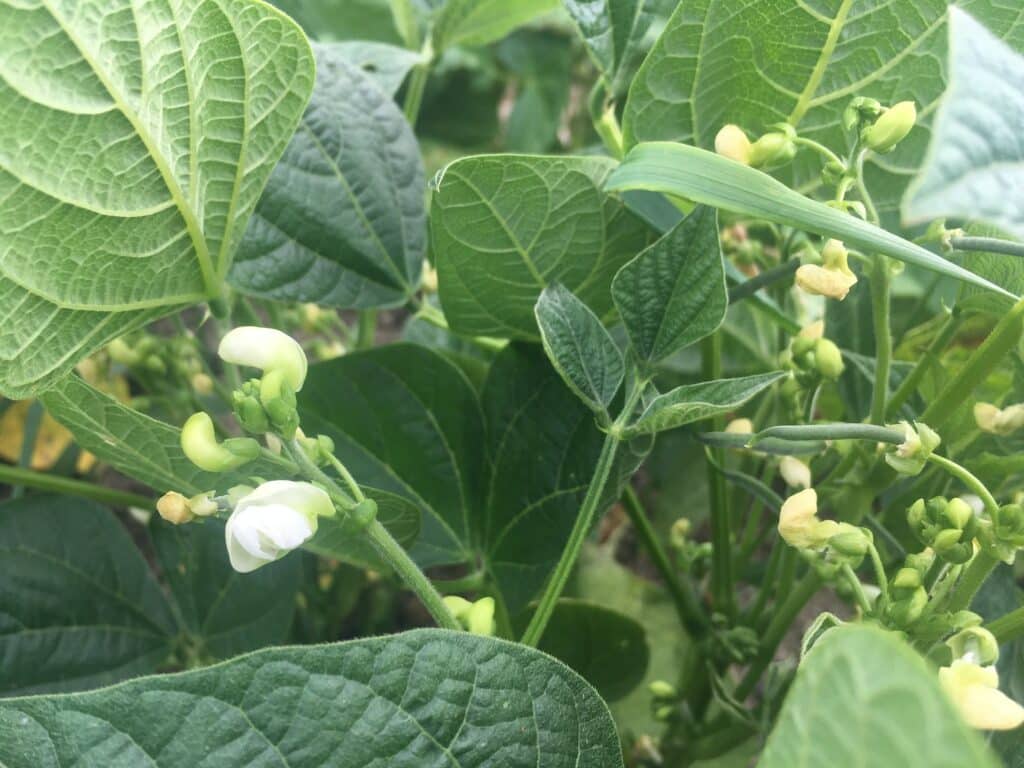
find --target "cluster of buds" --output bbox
[222,327,307,440]
[782,320,845,382]
[939,627,1024,731]
[885,421,941,476]
[885,556,930,628]
[109,333,212,397]
[714,123,797,170]
[796,239,858,301]
[778,489,872,567]
[907,497,978,564]
[442,596,496,636]
[843,98,917,154]
[974,402,1024,436]
[979,503,1024,564]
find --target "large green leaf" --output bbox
[563,0,643,88]
[0,0,314,397]
[904,9,1024,241]
[621,1,1024,228]
[627,372,786,436]
[231,44,425,309]
[535,283,625,413]
[0,496,176,696]
[761,625,998,767]
[432,0,560,51]
[329,41,423,96]
[612,205,726,364]
[432,154,650,339]
[0,629,624,767]
[297,344,485,568]
[607,143,1016,299]
[150,517,301,661]
[271,0,404,43]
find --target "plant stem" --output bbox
[950,236,1024,259]
[736,573,822,699]
[326,453,365,502]
[885,309,961,420]
[946,550,1001,613]
[521,431,620,647]
[867,543,890,612]
[0,464,154,509]
[745,537,782,626]
[923,297,1024,430]
[702,333,735,619]
[926,454,999,516]
[728,259,800,304]
[356,310,378,350]
[869,255,892,424]
[854,149,880,225]
[285,441,459,631]
[842,563,873,614]
[13,401,44,499]
[403,61,430,126]
[987,606,1024,645]
[621,484,708,636]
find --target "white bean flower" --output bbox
[218,326,308,391]
[225,481,333,573]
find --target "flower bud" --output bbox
[814,338,844,380]
[939,659,1024,730]
[218,327,308,392]
[465,596,496,636]
[779,488,826,549]
[191,372,215,396]
[799,320,824,341]
[947,627,1000,667]
[259,368,300,439]
[349,498,378,530]
[885,421,940,476]
[842,97,882,132]
[157,491,194,525]
[189,492,219,518]
[669,518,691,549]
[233,381,271,434]
[749,129,797,170]
[649,680,678,699]
[725,418,753,435]
[225,481,334,573]
[891,566,922,590]
[908,496,977,564]
[780,456,812,489]
[974,402,1024,436]
[181,412,260,472]
[886,583,928,627]
[714,124,752,165]
[861,101,916,154]
[827,523,871,559]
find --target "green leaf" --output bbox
[0,0,314,397]
[563,0,642,84]
[150,517,301,661]
[230,44,425,309]
[497,31,572,155]
[0,496,176,696]
[904,9,1024,242]
[621,2,1024,228]
[329,41,423,96]
[627,372,785,436]
[271,0,404,43]
[0,629,625,767]
[761,625,998,768]
[535,283,625,412]
[432,154,650,339]
[607,142,1017,299]
[297,344,485,568]
[433,0,560,51]
[612,205,726,363]
[524,599,650,702]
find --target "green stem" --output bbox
[885,309,961,420]
[842,563,873,614]
[745,537,783,626]
[13,401,44,499]
[286,440,459,630]
[794,136,845,168]
[520,431,620,647]
[326,453,365,502]
[356,310,378,350]
[854,149,880,225]
[433,570,486,594]
[986,606,1024,645]
[736,573,821,699]
[0,464,154,509]
[926,454,999,516]
[869,255,892,424]
[703,333,735,619]
[727,259,800,304]
[867,543,890,612]
[946,550,1001,614]
[950,236,1024,259]
[622,485,708,636]
[402,60,431,126]
[923,297,1024,430]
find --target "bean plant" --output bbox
[1,1,1024,766]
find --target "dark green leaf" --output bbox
[563,0,648,92]
[608,143,1016,299]
[432,154,650,339]
[298,344,485,568]
[761,625,998,767]
[231,46,426,309]
[0,629,624,767]
[628,372,786,436]
[0,496,176,696]
[330,41,423,95]
[904,9,1024,241]
[271,0,404,42]
[612,205,726,363]
[150,517,301,661]
[535,283,625,412]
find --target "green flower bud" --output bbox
[465,597,496,636]
[891,567,922,590]
[749,131,797,170]
[947,627,1000,667]
[842,97,883,132]
[259,368,300,439]
[107,338,142,366]
[648,680,678,699]
[828,523,871,559]
[861,101,916,153]
[349,498,378,530]
[814,338,845,380]
[907,496,977,564]
[886,583,928,627]
[181,412,260,472]
[233,381,271,434]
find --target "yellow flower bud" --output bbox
[422,264,439,294]
[715,124,752,165]
[798,320,825,341]
[180,412,260,472]
[191,372,215,396]
[779,488,822,548]
[795,264,858,300]
[465,596,496,636]
[157,492,194,525]
[814,338,845,380]
[862,101,916,154]
[780,456,812,489]
[939,659,1024,731]
[725,418,754,434]
[974,402,1024,436]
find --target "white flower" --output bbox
[939,659,1024,731]
[715,124,752,165]
[780,456,812,489]
[225,481,333,573]
[218,326,308,391]
[974,402,1024,436]
[779,488,826,548]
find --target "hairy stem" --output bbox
[946,550,1001,614]
[987,605,1024,645]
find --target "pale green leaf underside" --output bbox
[535,282,624,412]
[433,0,559,51]
[0,0,314,396]
[904,8,1024,241]
[761,625,997,768]
[0,629,625,768]
[621,1,1024,227]
[431,154,649,339]
[0,496,177,697]
[607,143,1017,299]
[628,372,786,436]
[230,44,426,309]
